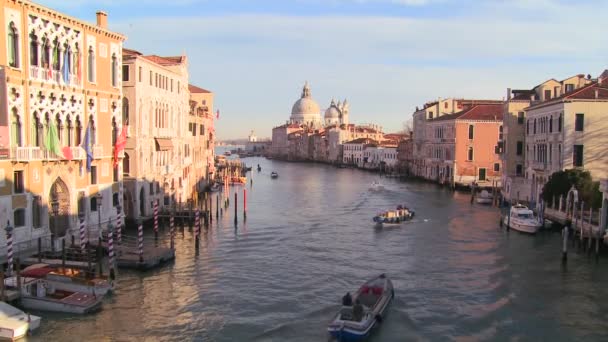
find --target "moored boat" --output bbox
[502,204,542,234]
[0,302,41,340]
[209,183,221,192]
[21,264,113,297]
[270,172,278,179]
[372,205,414,228]
[476,190,493,204]
[4,277,103,314]
[229,176,247,184]
[327,274,394,342]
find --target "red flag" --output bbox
[113,125,128,168]
[47,67,53,80]
[216,109,220,119]
[61,146,73,160]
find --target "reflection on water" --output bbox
[30,157,608,341]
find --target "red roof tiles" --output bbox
[431,104,503,122]
[188,84,211,93]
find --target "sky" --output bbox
[37,0,608,140]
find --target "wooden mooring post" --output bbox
[562,226,569,264]
[234,191,238,227]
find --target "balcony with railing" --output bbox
[10,147,43,161]
[29,65,81,87]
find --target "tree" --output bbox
[542,169,602,209]
[400,118,413,135]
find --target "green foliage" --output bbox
[542,169,602,209]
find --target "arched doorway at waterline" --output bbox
[139,187,145,217]
[124,189,134,219]
[49,177,70,237]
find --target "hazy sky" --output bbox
[38,0,607,139]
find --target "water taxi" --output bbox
[0,302,41,340]
[502,204,542,234]
[327,274,394,342]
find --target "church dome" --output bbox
[324,99,340,118]
[292,97,320,116]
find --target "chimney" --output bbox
[506,88,511,101]
[595,89,599,99]
[96,11,108,29]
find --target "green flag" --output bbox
[44,122,64,158]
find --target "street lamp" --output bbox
[96,193,103,239]
[51,199,59,252]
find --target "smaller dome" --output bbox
[325,106,340,119]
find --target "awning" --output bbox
[155,138,173,151]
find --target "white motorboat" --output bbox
[369,181,385,192]
[0,302,41,340]
[270,172,279,179]
[503,204,542,234]
[21,264,113,297]
[476,190,493,204]
[4,277,103,314]
[327,274,394,341]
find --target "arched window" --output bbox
[10,109,22,146]
[32,112,42,147]
[468,125,474,139]
[533,118,537,134]
[122,97,129,124]
[41,36,50,69]
[56,114,63,144]
[123,153,130,176]
[8,22,19,68]
[52,38,60,71]
[75,116,82,145]
[558,113,562,132]
[112,117,117,146]
[66,116,73,146]
[526,120,530,135]
[467,147,473,161]
[549,116,553,133]
[87,46,95,83]
[111,53,117,87]
[29,30,38,66]
[72,44,80,79]
[89,115,96,145]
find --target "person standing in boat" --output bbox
[353,299,364,321]
[342,292,353,306]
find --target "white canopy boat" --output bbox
[327,274,394,341]
[369,181,385,192]
[476,190,493,204]
[21,264,113,297]
[0,302,41,340]
[503,204,542,234]
[4,277,103,314]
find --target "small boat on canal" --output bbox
[327,274,394,342]
[21,264,113,297]
[209,183,222,192]
[502,204,542,234]
[368,181,385,192]
[4,277,103,314]
[0,302,41,340]
[257,164,262,172]
[229,176,247,184]
[372,205,414,228]
[271,172,279,179]
[476,190,493,204]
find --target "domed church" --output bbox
[289,82,349,127]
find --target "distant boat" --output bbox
[476,190,493,204]
[372,205,414,228]
[257,164,262,172]
[502,204,542,234]
[271,172,279,179]
[369,181,385,192]
[209,183,221,192]
[327,274,394,342]
[0,302,41,340]
[224,151,231,156]
[229,177,247,184]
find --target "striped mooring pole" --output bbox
[108,223,115,281]
[195,207,200,250]
[116,206,122,244]
[79,214,86,253]
[170,210,175,250]
[153,199,159,240]
[5,220,13,276]
[138,219,144,262]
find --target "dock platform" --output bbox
[115,245,175,270]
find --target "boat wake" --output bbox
[251,305,337,342]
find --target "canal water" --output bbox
[31,157,608,341]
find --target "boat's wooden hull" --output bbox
[20,295,102,314]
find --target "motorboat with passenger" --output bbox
[369,181,385,192]
[271,172,279,179]
[372,205,414,228]
[476,190,493,204]
[327,274,394,342]
[0,302,41,340]
[502,204,542,234]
